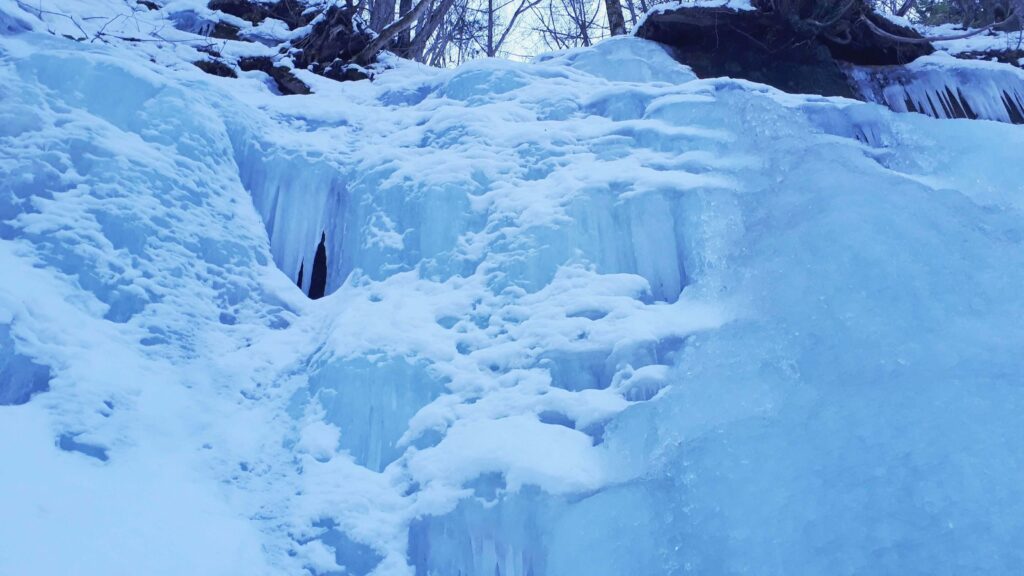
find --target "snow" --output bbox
[3,1,1024,575]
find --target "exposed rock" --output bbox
[193,58,237,78]
[636,3,933,98]
[187,0,376,83]
[238,56,311,94]
[638,7,852,97]
[289,5,375,81]
[210,20,242,40]
[816,12,934,66]
[136,0,160,10]
[196,44,222,58]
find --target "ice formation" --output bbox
[848,54,1024,123]
[3,1,1024,574]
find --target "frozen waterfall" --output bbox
[4,5,1024,574]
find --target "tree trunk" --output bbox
[605,0,627,35]
[624,0,638,26]
[369,0,396,32]
[395,0,414,55]
[487,0,495,56]
[355,0,435,64]
[895,0,915,17]
[407,0,455,60]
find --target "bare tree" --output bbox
[369,0,397,31]
[475,0,541,55]
[396,0,414,51]
[427,0,485,63]
[859,4,1019,40]
[404,0,454,57]
[354,0,437,63]
[622,0,648,27]
[604,0,626,35]
[531,0,603,49]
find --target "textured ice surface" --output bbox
[3,4,1024,575]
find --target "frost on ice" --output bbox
[3,3,1024,576]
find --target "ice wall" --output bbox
[231,139,351,297]
[847,55,1024,123]
[408,487,560,576]
[233,130,702,304]
[304,356,448,472]
[231,40,714,303]
[222,38,1024,575]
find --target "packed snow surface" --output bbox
[3,2,1024,575]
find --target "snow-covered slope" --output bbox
[3,3,1024,575]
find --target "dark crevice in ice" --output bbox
[0,324,52,406]
[56,433,109,462]
[308,231,328,300]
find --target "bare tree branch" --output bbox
[858,9,1017,43]
[354,0,435,63]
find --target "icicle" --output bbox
[957,87,978,119]
[1002,90,1024,123]
[844,58,1024,125]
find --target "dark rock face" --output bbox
[210,20,243,40]
[638,7,856,97]
[822,23,933,66]
[296,259,305,290]
[193,59,237,78]
[289,5,374,81]
[190,0,375,85]
[636,5,933,98]
[308,232,328,300]
[238,56,311,95]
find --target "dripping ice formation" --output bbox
[4,2,1024,574]
[847,53,1024,123]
